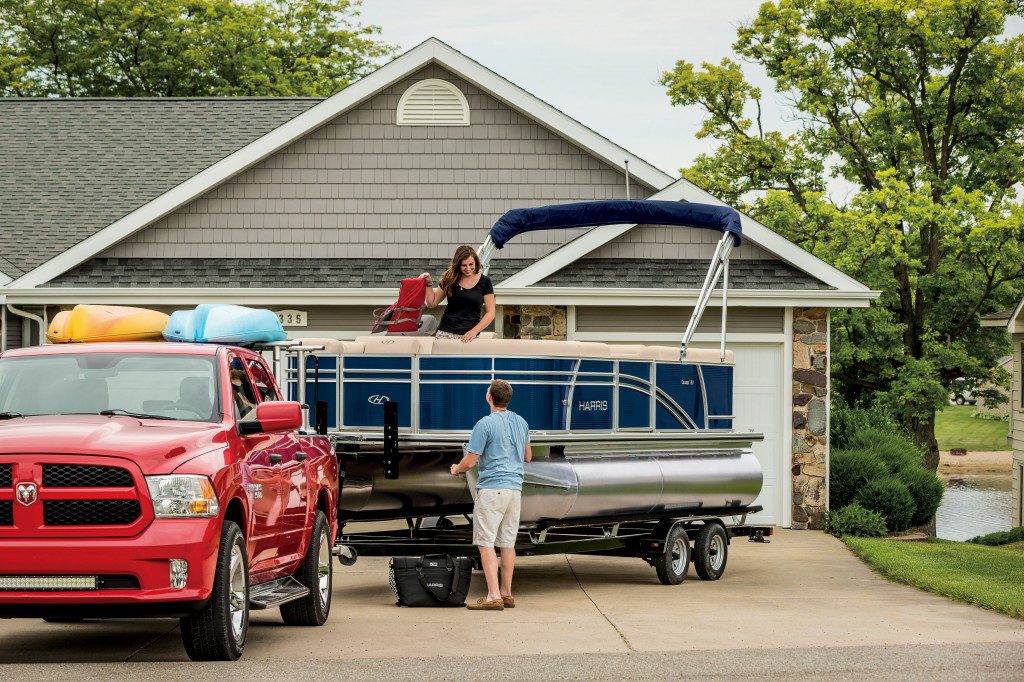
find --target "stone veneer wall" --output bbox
[502,305,567,340]
[792,307,829,530]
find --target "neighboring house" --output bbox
[982,309,1024,526]
[0,38,878,528]
[974,355,1011,417]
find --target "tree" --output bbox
[0,0,394,97]
[661,0,1024,469]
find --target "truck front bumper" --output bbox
[0,518,221,618]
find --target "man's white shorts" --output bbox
[473,488,521,548]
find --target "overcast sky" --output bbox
[359,1,1023,200]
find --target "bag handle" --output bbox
[415,554,459,602]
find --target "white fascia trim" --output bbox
[2,288,401,306]
[499,177,872,294]
[495,287,878,308]
[1007,296,1024,331]
[10,38,673,291]
[0,272,11,287]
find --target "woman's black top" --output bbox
[438,275,494,335]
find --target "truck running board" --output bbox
[249,576,309,610]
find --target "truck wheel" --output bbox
[281,511,332,626]
[693,523,729,581]
[654,525,690,585]
[180,521,249,661]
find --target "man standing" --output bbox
[450,380,531,610]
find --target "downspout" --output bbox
[6,304,46,346]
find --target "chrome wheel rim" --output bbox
[670,537,687,574]
[318,529,331,607]
[228,542,247,642]
[709,534,725,571]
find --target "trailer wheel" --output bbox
[654,525,690,585]
[337,545,358,567]
[694,523,728,581]
[180,521,248,661]
[282,511,332,626]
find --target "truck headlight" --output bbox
[146,475,220,518]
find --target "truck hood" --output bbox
[0,414,229,474]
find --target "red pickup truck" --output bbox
[0,341,339,661]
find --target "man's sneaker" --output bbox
[466,597,504,610]
[502,596,516,608]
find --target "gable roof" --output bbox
[0,98,319,277]
[2,37,871,299]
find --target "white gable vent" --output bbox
[397,79,470,126]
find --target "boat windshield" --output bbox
[0,353,221,423]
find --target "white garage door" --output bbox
[601,341,785,525]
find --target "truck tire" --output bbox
[654,524,690,585]
[281,511,332,626]
[180,521,249,661]
[693,523,729,581]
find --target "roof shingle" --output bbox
[536,258,833,290]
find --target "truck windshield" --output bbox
[0,353,220,422]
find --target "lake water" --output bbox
[935,474,1013,541]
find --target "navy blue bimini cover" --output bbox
[488,200,742,249]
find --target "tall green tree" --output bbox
[662,0,1024,468]
[0,0,394,97]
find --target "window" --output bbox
[228,355,259,421]
[396,79,470,126]
[246,357,279,402]
[0,353,219,422]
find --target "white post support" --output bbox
[720,247,729,361]
[477,235,496,276]
[679,234,733,360]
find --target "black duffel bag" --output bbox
[389,554,473,607]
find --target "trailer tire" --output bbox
[337,545,358,567]
[180,521,248,661]
[654,525,690,585]
[281,511,332,626]
[694,523,728,581]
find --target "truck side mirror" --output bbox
[239,401,303,435]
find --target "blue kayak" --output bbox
[164,304,287,344]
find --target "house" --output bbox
[0,38,878,529]
[982,308,1024,526]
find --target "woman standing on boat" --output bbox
[420,245,495,342]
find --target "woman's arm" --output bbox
[461,293,495,343]
[418,273,444,308]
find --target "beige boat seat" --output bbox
[432,338,612,358]
[356,336,434,355]
[288,338,364,355]
[610,345,647,358]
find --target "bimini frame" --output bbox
[477,199,742,362]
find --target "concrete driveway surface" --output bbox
[2,529,1023,679]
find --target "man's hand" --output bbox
[450,463,460,476]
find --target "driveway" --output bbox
[2,529,1023,675]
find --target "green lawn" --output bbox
[844,537,1024,619]
[934,405,1008,451]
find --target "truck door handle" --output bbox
[295,452,308,462]
[269,453,283,464]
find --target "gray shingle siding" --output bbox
[537,259,834,290]
[106,64,656,261]
[0,98,319,276]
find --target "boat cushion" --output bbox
[356,336,435,355]
[638,346,733,363]
[432,338,612,358]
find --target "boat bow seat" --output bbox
[356,336,434,355]
[432,338,612,358]
[638,346,733,363]
[289,338,364,355]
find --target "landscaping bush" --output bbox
[968,526,1024,546]
[829,448,888,509]
[824,503,888,538]
[830,398,905,449]
[854,477,915,532]
[898,466,945,527]
[845,428,923,473]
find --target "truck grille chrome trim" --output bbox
[0,575,99,591]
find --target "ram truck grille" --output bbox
[44,500,142,526]
[42,464,133,488]
[0,457,150,537]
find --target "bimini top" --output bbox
[488,200,743,249]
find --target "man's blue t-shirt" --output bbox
[467,410,530,490]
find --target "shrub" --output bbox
[846,428,923,473]
[830,398,905,449]
[854,477,915,532]
[824,503,888,538]
[969,526,1024,546]
[898,466,944,527]
[829,448,888,509]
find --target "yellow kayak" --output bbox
[46,305,169,344]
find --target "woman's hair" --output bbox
[438,245,481,297]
